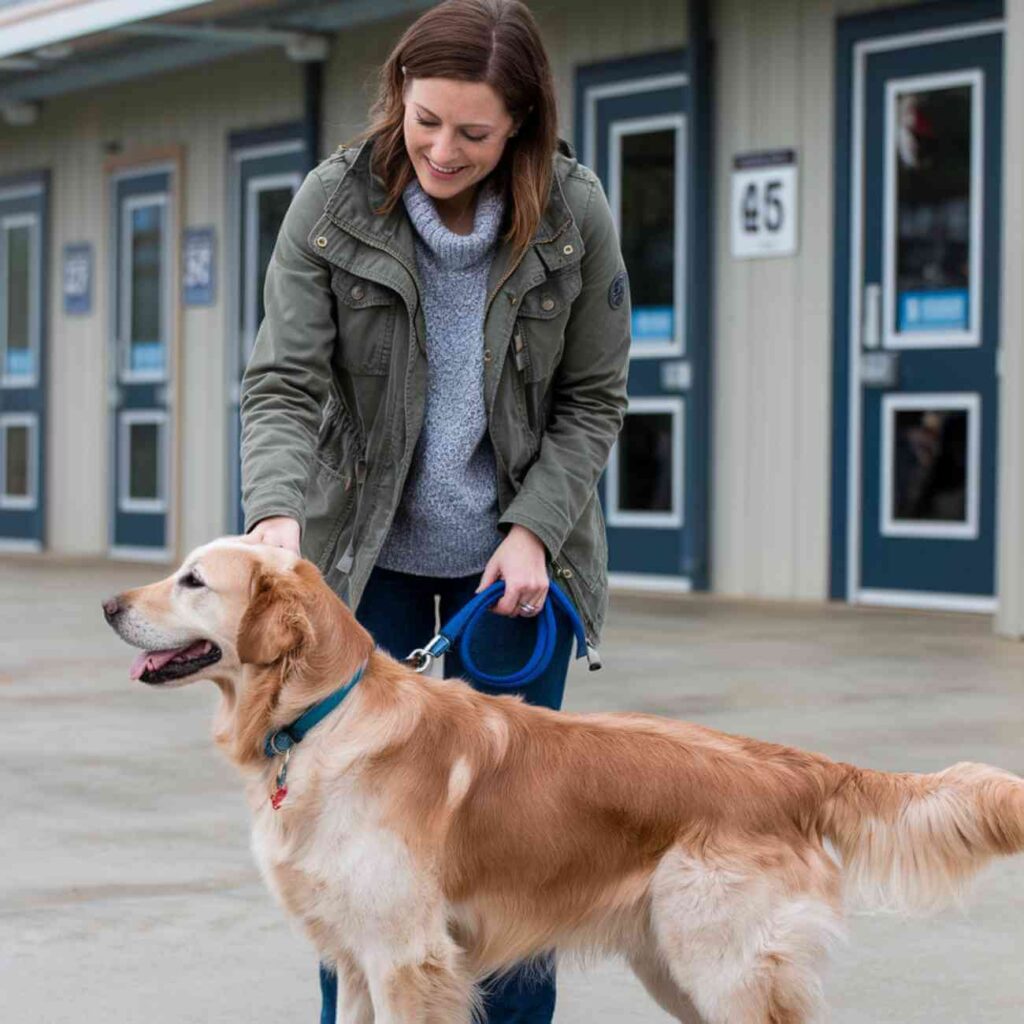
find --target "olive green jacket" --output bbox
[241,138,630,643]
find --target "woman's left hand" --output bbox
[477,524,550,617]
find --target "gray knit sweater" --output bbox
[376,179,505,577]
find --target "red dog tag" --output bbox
[270,785,288,810]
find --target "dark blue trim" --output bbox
[0,169,49,549]
[303,62,323,169]
[686,0,712,590]
[573,48,686,162]
[229,120,306,153]
[829,0,1004,600]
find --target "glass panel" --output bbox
[620,130,676,344]
[256,188,293,328]
[617,412,674,513]
[894,85,973,334]
[128,421,160,501]
[4,424,29,498]
[892,407,968,522]
[129,204,165,374]
[5,224,32,377]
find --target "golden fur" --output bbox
[105,538,1024,1024]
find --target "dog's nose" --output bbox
[103,595,122,622]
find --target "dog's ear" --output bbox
[237,568,312,665]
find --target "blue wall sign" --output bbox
[182,226,216,306]
[63,243,92,315]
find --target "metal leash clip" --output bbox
[404,634,449,673]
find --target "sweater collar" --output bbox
[402,178,504,270]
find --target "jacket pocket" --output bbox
[330,267,398,376]
[304,395,363,572]
[514,267,582,384]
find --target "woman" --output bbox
[240,0,631,1020]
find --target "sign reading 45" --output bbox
[731,149,799,259]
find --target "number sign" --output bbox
[731,149,798,259]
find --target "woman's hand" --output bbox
[247,516,301,556]
[477,525,549,617]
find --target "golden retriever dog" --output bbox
[103,537,1024,1023]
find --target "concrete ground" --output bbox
[2,557,1022,1024]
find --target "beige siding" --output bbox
[321,0,687,151]
[710,0,929,600]
[0,51,302,558]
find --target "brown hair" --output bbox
[356,0,559,259]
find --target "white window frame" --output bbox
[883,68,984,349]
[0,412,37,510]
[606,395,685,529]
[119,193,171,383]
[608,113,687,359]
[243,171,302,363]
[880,391,980,540]
[118,409,168,514]
[1,212,41,388]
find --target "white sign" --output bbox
[731,149,798,259]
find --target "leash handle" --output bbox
[406,580,593,689]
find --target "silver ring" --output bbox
[518,602,537,613]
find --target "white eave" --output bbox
[0,0,213,60]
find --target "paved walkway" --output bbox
[2,558,1022,1022]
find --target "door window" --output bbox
[121,197,168,379]
[0,414,35,509]
[119,412,166,513]
[2,217,37,383]
[885,72,981,347]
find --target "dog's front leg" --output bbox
[364,940,476,1024]
[333,951,375,1024]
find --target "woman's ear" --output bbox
[237,569,312,665]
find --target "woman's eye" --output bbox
[179,571,204,589]
[465,134,487,143]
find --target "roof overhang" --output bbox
[0,0,432,115]
[0,1,212,61]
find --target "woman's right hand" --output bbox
[247,516,301,555]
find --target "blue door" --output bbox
[228,130,306,532]
[110,168,175,560]
[0,176,46,552]
[578,52,699,591]
[848,24,1002,611]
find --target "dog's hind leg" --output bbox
[649,845,843,1024]
[628,944,706,1022]
[333,951,374,1024]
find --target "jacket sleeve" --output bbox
[240,169,335,535]
[498,175,631,557]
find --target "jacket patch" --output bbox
[608,270,628,310]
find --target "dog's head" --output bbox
[103,537,374,760]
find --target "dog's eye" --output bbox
[178,571,205,590]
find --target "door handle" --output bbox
[862,283,881,349]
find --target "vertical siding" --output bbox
[0,50,302,559]
[711,0,928,600]
[321,0,686,151]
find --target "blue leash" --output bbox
[405,580,600,688]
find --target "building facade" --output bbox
[2,0,1023,637]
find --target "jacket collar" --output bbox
[324,136,581,263]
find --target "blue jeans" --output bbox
[318,565,571,1024]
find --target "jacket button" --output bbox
[562,244,574,256]
[315,235,328,248]
[541,296,555,312]
[483,349,493,362]
[350,285,365,301]
[561,568,574,579]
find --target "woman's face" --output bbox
[403,77,516,206]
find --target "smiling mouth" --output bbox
[426,157,466,176]
[130,640,223,685]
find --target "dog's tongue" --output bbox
[129,641,210,680]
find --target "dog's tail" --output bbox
[819,760,1024,913]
